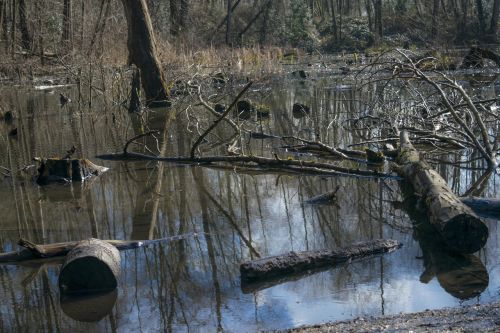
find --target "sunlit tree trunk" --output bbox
[121,0,169,105]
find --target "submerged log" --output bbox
[396,131,488,254]
[58,239,121,294]
[240,239,401,282]
[36,158,108,185]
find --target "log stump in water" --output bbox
[396,131,488,254]
[59,239,121,294]
[37,158,108,185]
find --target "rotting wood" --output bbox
[0,233,200,263]
[35,158,108,185]
[240,239,401,283]
[396,131,488,254]
[59,238,120,294]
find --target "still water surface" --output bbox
[0,72,499,332]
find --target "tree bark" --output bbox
[120,0,170,106]
[61,0,72,48]
[490,0,500,40]
[240,239,401,282]
[58,239,121,294]
[396,131,488,254]
[17,0,30,50]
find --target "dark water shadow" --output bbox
[60,289,118,322]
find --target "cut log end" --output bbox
[442,214,489,254]
[58,239,120,294]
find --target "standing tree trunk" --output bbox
[120,0,169,106]
[373,0,382,42]
[17,0,29,50]
[475,0,485,34]
[226,0,232,45]
[431,0,439,36]
[61,0,72,49]
[169,0,179,36]
[490,0,500,40]
[10,0,16,57]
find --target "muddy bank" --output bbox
[273,302,500,332]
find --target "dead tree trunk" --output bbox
[17,0,30,50]
[240,239,401,282]
[120,0,169,106]
[489,0,500,40]
[58,239,120,294]
[61,0,72,48]
[396,131,488,254]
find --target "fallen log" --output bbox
[0,233,200,263]
[59,239,120,294]
[240,239,401,283]
[396,131,488,254]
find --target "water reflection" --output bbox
[0,76,498,331]
[61,290,118,322]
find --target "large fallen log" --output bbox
[396,131,488,254]
[0,233,200,263]
[59,239,120,294]
[240,239,401,283]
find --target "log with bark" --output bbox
[396,131,488,254]
[59,239,121,294]
[240,239,401,283]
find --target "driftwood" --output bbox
[240,239,401,283]
[396,131,488,254]
[96,151,396,179]
[0,233,200,263]
[59,239,120,294]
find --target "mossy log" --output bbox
[58,239,121,294]
[240,239,401,282]
[396,131,488,254]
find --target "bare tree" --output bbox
[120,0,169,106]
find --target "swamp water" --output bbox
[0,72,499,332]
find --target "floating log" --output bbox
[240,239,401,283]
[58,239,121,294]
[0,233,200,263]
[396,131,488,254]
[36,158,108,185]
